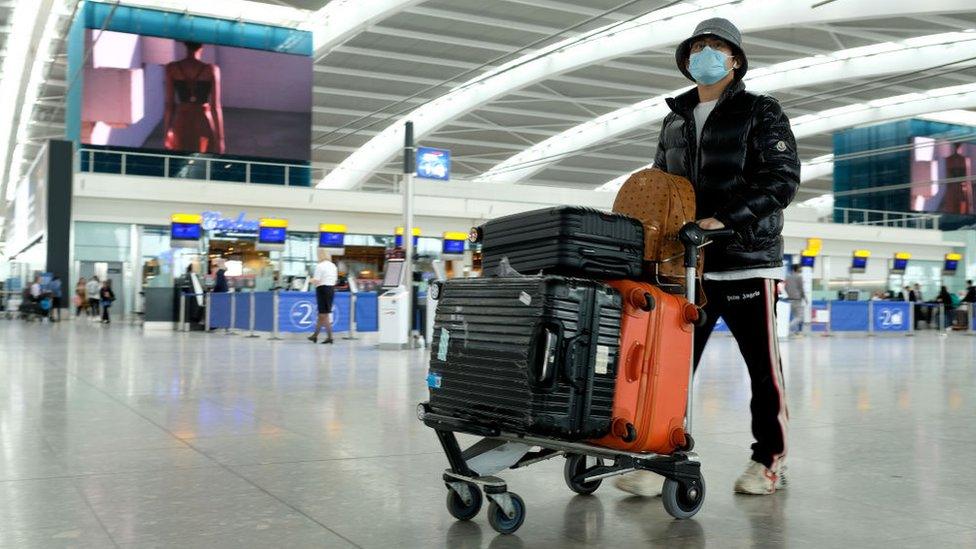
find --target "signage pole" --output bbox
[403,121,416,348]
[204,292,211,331]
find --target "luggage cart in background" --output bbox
[418,224,730,534]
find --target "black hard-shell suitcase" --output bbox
[426,276,621,439]
[477,206,643,278]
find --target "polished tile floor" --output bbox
[1,320,975,548]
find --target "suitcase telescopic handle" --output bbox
[677,223,735,269]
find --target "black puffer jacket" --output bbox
[654,81,800,273]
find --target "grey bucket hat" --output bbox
[675,17,748,82]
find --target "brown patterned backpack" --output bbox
[612,168,698,292]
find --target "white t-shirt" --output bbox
[313,260,338,287]
[694,99,718,144]
[30,283,41,298]
[86,279,100,297]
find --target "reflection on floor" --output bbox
[1,321,975,548]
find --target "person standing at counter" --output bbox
[308,251,337,345]
[212,259,229,294]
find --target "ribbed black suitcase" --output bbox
[477,206,643,279]
[426,276,621,439]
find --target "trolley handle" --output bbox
[677,223,734,269]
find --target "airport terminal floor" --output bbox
[2,321,975,548]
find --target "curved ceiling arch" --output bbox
[595,83,976,192]
[307,0,426,59]
[318,0,976,190]
[477,32,976,184]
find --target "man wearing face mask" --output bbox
[615,18,799,496]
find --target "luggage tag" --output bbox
[594,345,610,375]
[437,328,450,361]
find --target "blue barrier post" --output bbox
[226,292,236,335]
[268,289,282,340]
[868,301,874,336]
[245,291,259,338]
[343,292,358,340]
[204,292,210,331]
[179,292,186,332]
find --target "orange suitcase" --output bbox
[590,280,697,454]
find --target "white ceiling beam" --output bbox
[594,82,976,192]
[306,0,424,60]
[320,0,975,190]
[477,33,976,183]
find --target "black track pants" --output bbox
[694,278,788,469]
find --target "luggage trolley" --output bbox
[418,224,731,534]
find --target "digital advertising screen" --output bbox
[910,137,976,214]
[443,239,465,255]
[319,232,345,248]
[171,222,201,240]
[892,257,909,273]
[851,256,868,271]
[81,30,312,161]
[395,235,420,248]
[258,227,287,244]
[800,255,816,268]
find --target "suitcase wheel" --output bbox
[445,482,482,521]
[488,492,526,534]
[662,475,706,520]
[611,418,638,442]
[640,292,655,311]
[563,454,605,495]
[683,303,708,327]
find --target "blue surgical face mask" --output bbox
[688,46,732,85]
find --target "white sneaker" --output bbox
[734,460,784,495]
[614,470,663,497]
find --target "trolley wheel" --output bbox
[487,492,526,535]
[445,482,482,521]
[679,433,695,452]
[640,292,656,311]
[662,476,706,520]
[563,454,605,495]
[693,307,708,328]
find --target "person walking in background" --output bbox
[308,250,338,344]
[99,279,115,324]
[49,276,63,322]
[29,276,42,303]
[937,285,955,330]
[86,276,101,320]
[784,264,805,335]
[75,277,87,316]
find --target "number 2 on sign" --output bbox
[290,302,315,329]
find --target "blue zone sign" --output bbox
[416,147,450,181]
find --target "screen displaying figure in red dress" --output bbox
[164,41,225,154]
[81,30,311,160]
[911,138,976,215]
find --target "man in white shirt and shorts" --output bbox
[309,250,338,344]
